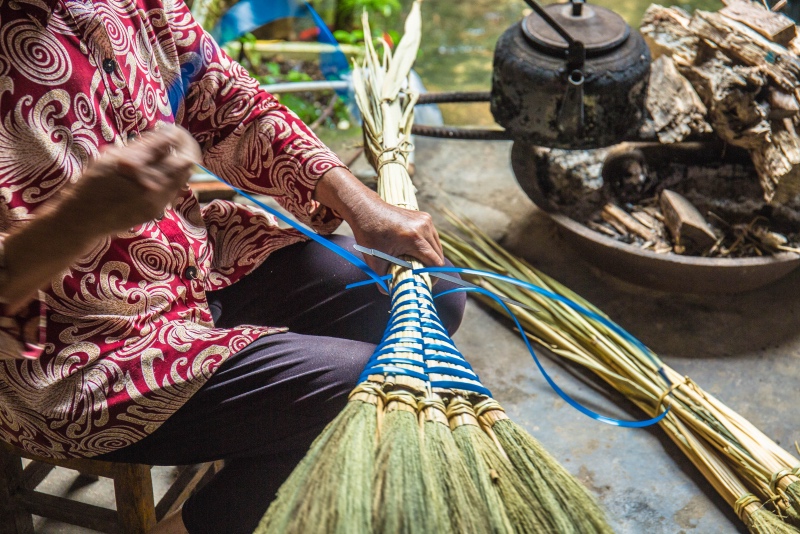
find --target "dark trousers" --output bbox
[99,235,466,533]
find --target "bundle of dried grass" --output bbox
[440,212,800,534]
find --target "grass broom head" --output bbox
[256,395,378,534]
[779,474,800,518]
[372,389,448,534]
[439,212,800,533]
[356,3,612,532]
[259,269,437,533]
[477,402,613,534]
[447,396,552,532]
[404,272,612,533]
[737,494,800,534]
[419,397,494,533]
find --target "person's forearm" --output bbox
[313,167,382,223]
[1,197,108,313]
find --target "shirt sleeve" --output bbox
[166,1,345,235]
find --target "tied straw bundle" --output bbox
[439,212,800,534]
[258,3,611,532]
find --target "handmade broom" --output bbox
[439,213,800,534]
[257,2,612,532]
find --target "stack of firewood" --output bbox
[642,0,800,205]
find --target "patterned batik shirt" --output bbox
[0,0,345,458]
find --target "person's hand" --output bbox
[313,167,445,277]
[348,199,445,277]
[68,124,202,235]
[0,125,202,321]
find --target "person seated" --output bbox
[0,2,465,532]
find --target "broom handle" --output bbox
[377,97,433,290]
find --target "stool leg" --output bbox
[113,464,156,534]
[0,446,34,534]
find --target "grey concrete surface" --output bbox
[27,137,800,533]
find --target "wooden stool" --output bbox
[0,441,222,534]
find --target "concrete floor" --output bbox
[30,137,800,533]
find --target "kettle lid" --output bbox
[522,2,630,57]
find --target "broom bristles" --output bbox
[256,399,376,533]
[489,418,614,534]
[421,408,495,533]
[451,420,553,533]
[373,405,448,534]
[748,509,800,534]
[784,481,800,519]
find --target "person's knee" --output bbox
[432,259,467,335]
[306,337,374,401]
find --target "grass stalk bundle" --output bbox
[419,397,494,532]
[448,398,550,533]
[440,212,800,534]
[257,398,377,533]
[372,393,446,534]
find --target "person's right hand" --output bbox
[70,124,202,235]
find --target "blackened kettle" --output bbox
[491,0,651,149]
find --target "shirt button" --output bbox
[184,266,199,281]
[102,58,116,74]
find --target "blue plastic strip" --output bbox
[430,380,492,397]
[423,343,460,354]
[435,285,669,428]
[427,366,480,381]
[421,332,453,344]
[365,357,426,368]
[375,338,423,350]
[425,354,475,369]
[303,2,350,82]
[372,345,424,358]
[392,286,432,304]
[358,366,429,384]
[415,267,662,375]
[419,320,448,333]
[196,165,388,293]
[212,1,351,102]
[347,275,392,289]
[383,325,445,340]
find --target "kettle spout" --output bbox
[557,69,585,139]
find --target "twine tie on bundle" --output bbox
[735,493,763,524]
[653,376,693,418]
[377,141,415,172]
[771,469,796,493]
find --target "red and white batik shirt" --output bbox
[0,0,344,458]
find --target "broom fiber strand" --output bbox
[491,418,613,534]
[748,509,800,534]
[423,418,494,532]
[784,481,800,518]
[452,422,550,533]
[256,399,376,534]
[373,408,449,534]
